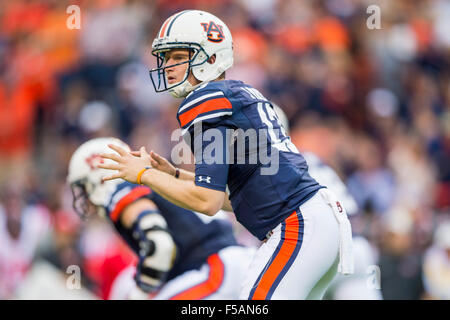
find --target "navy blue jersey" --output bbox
[105,181,237,280]
[177,80,322,240]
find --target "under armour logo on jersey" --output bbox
[200,21,225,43]
[198,176,212,183]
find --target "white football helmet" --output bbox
[149,10,234,98]
[67,137,131,219]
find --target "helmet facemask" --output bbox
[70,179,104,220]
[149,43,209,98]
[67,137,131,221]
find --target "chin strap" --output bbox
[169,77,207,98]
[168,60,215,98]
[169,80,196,98]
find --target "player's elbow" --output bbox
[198,199,223,216]
[194,187,224,216]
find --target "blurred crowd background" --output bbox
[0,0,449,300]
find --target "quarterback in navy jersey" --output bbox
[100,10,354,300]
[176,79,321,240]
[68,137,255,299]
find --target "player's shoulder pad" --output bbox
[177,81,234,131]
[107,181,153,223]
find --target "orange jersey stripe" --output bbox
[110,187,151,223]
[251,211,299,300]
[178,97,232,127]
[159,16,172,38]
[169,253,224,300]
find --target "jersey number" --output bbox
[243,87,299,154]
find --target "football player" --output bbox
[271,105,382,300]
[67,137,255,299]
[99,10,354,300]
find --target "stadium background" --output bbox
[0,0,449,299]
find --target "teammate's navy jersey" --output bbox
[177,80,322,240]
[105,181,238,280]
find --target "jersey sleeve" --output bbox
[105,182,152,223]
[177,86,233,133]
[190,124,231,192]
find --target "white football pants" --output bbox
[240,188,352,300]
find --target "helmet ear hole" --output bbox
[207,54,216,64]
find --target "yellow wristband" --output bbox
[136,166,152,185]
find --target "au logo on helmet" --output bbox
[85,154,104,170]
[201,21,225,43]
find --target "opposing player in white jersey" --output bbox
[0,184,50,299]
[273,105,382,300]
[303,152,382,300]
[68,137,255,299]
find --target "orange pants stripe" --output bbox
[169,253,225,300]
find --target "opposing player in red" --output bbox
[99,10,354,300]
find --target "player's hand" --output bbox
[99,144,151,183]
[130,150,176,176]
[149,151,177,176]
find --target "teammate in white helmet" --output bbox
[99,10,354,300]
[68,137,255,299]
